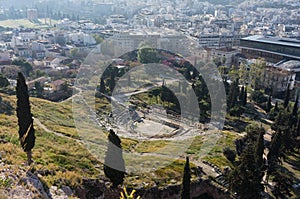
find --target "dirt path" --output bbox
[33,117,81,143]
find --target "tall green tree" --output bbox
[137,46,159,64]
[109,72,116,94]
[181,156,191,199]
[223,147,236,162]
[228,65,239,80]
[284,84,290,108]
[34,81,44,98]
[251,90,267,104]
[272,166,293,198]
[228,79,239,110]
[238,86,244,103]
[12,59,33,77]
[99,77,106,93]
[229,145,263,198]
[249,59,266,90]
[267,130,283,173]
[255,128,265,169]
[16,72,35,165]
[243,87,247,106]
[239,62,249,85]
[296,118,300,137]
[218,65,229,81]
[104,129,126,188]
[266,95,272,113]
[0,73,9,87]
[292,95,299,117]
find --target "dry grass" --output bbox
[0,94,99,189]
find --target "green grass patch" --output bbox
[0,19,58,28]
[0,177,12,189]
[186,136,203,154]
[203,131,239,168]
[121,138,139,151]
[203,155,233,169]
[135,140,170,153]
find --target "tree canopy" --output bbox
[16,72,35,165]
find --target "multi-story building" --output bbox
[264,60,300,99]
[27,9,38,21]
[106,29,188,57]
[31,40,49,59]
[68,32,96,46]
[198,34,247,49]
[240,35,300,63]
[210,48,240,67]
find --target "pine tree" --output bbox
[16,72,35,165]
[104,129,125,188]
[284,84,290,108]
[181,156,191,199]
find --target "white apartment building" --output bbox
[68,32,96,46]
[107,29,188,57]
[19,32,37,41]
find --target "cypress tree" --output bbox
[181,156,191,199]
[296,118,300,137]
[272,166,293,198]
[243,87,247,106]
[228,80,239,109]
[109,72,115,93]
[255,128,265,170]
[266,95,272,113]
[229,145,263,198]
[99,77,106,93]
[16,72,35,165]
[239,86,244,103]
[104,129,125,188]
[274,101,279,112]
[292,95,299,117]
[284,84,290,108]
[267,130,282,168]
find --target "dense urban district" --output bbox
[0,0,299,198]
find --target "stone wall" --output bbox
[75,178,233,199]
[135,179,232,199]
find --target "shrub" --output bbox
[251,90,267,104]
[223,147,236,162]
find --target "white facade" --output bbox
[68,32,96,46]
[107,29,188,57]
[19,32,37,41]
